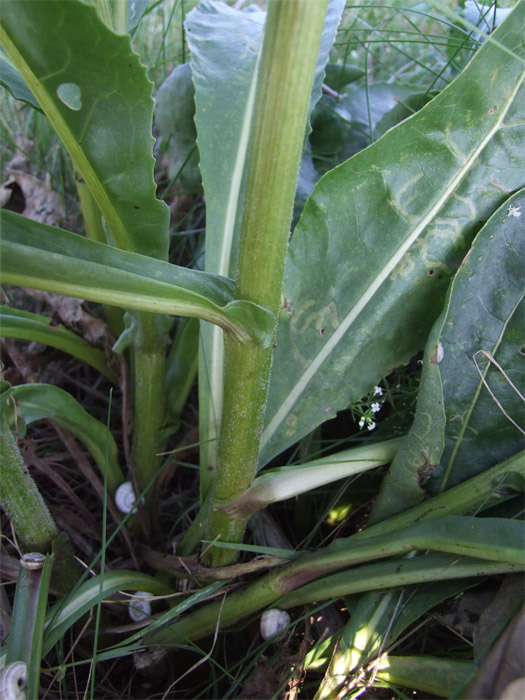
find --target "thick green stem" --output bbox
[204,0,329,566]
[142,556,519,648]
[0,410,59,552]
[131,312,167,501]
[142,451,523,645]
[351,449,525,542]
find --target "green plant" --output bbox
[0,0,523,697]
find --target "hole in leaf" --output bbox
[57,82,82,110]
[427,269,435,276]
[519,345,525,355]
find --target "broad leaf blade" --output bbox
[0,0,169,259]
[437,191,525,489]
[155,63,202,193]
[371,188,525,521]
[260,5,525,466]
[187,0,344,281]
[1,211,274,346]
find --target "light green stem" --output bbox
[352,449,525,542]
[143,451,523,645]
[204,0,329,566]
[131,312,167,500]
[0,411,59,552]
[143,556,519,648]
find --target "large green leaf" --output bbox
[260,4,525,466]
[436,193,525,491]
[368,309,446,522]
[0,211,274,347]
[0,0,169,260]
[186,0,345,492]
[371,188,525,521]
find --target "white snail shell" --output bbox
[128,591,152,622]
[115,481,143,514]
[20,552,45,571]
[0,661,28,700]
[260,609,290,641]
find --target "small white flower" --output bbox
[371,402,381,413]
[359,417,366,428]
[367,421,376,431]
[374,386,383,396]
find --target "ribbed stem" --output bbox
[204,0,330,565]
[131,312,167,503]
[0,412,59,552]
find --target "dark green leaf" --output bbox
[0,0,169,259]
[339,82,423,159]
[324,62,365,90]
[372,188,525,520]
[435,191,525,490]
[260,6,525,466]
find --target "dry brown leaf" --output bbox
[2,170,64,226]
[29,291,108,346]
